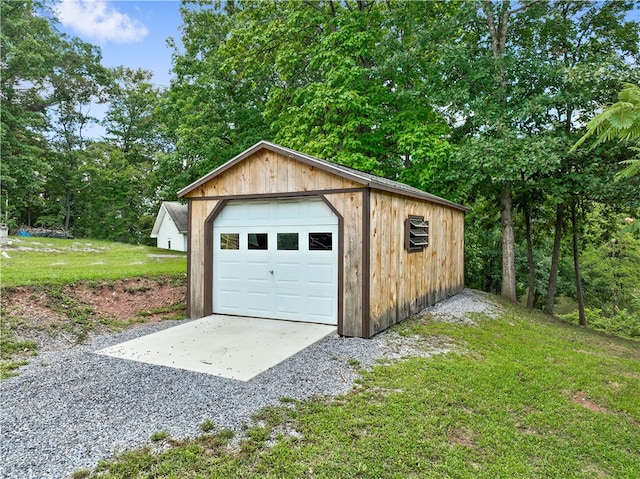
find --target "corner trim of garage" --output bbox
[186,187,367,202]
[320,194,344,335]
[362,188,371,338]
[186,200,192,318]
[204,199,228,317]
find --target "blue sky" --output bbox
[54,0,182,88]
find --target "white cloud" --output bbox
[54,0,148,43]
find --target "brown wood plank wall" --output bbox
[369,190,465,335]
[324,191,364,337]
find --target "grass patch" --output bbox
[200,419,217,433]
[135,302,186,320]
[83,299,640,478]
[1,236,186,287]
[0,313,37,379]
[150,431,170,442]
[0,359,29,379]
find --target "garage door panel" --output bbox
[275,293,301,314]
[246,261,271,281]
[246,291,271,313]
[218,290,242,310]
[307,263,335,285]
[273,262,300,283]
[307,296,334,320]
[217,260,242,280]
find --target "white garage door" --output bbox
[213,198,338,325]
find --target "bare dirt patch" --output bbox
[3,288,69,330]
[66,278,185,321]
[570,391,609,414]
[2,277,186,350]
[448,428,476,448]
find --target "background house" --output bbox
[150,201,188,252]
[178,141,466,338]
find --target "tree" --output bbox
[45,35,111,230]
[438,1,638,312]
[167,0,454,186]
[158,0,271,194]
[73,67,162,242]
[0,0,58,226]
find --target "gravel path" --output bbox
[0,289,496,479]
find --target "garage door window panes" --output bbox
[277,233,299,250]
[248,233,268,250]
[309,232,332,251]
[220,233,239,250]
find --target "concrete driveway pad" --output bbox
[97,315,336,381]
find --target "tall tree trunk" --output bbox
[571,201,586,326]
[484,2,528,304]
[525,204,536,308]
[500,184,517,302]
[64,190,71,231]
[544,204,563,315]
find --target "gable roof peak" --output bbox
[177,141,467,212]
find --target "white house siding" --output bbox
[156,214,186,252]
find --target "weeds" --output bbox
[200,419,216,433]
[150,431,170,442]
[0,311,37,379]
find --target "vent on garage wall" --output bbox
[405,215,429,252]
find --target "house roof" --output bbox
[177,141,468,212]
[150,201,188,238]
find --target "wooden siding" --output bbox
[183,150,361,198]
[369,190,465,335]
[184,149,365,327]
[188,199,220,317]
[324,191,364,337]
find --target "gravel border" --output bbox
[0,289,496,479]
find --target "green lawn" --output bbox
[1,236,186,287]
[87,300,640,479]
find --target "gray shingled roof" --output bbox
[178,141,467,212]
[163,201,188,233]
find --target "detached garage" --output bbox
[178,141,466,338]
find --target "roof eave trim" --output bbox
[150,206,167,236]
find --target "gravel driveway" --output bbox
[0,290,496,479]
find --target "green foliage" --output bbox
[580,226,640,317]
[150,430,170,442]
[200,419,216,433]
[0,0,58,227]
[173,0,455,185]
[0,319,37,379]
[573,82,640,179]
[561,307,640,339]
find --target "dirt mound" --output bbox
[64,278,185,320]
[2,277,186,349]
